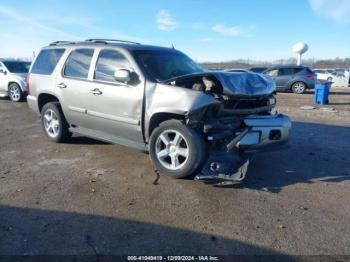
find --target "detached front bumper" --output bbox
[238,114,291,152]
[196,114,291,183]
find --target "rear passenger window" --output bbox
[31,49,65,75]
[278,68,294,76]
[94,49,132,82]
[63,49,94,79]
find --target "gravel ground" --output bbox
[0,91,349,257]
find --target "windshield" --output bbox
[3,61,31,73]
[132,49,204,82]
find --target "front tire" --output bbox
[291,81,306,94]
[149,120,206,179]
[8,83,24,102]
[41,102,71,143]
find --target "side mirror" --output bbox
[0,69,7,75]
[114,69,131,83]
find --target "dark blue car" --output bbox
[263,65,317,94]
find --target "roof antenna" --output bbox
[171,43,175,49]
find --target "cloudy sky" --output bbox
[0,0,349,61]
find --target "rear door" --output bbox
[55,48,95,128]
[276,67,294,89]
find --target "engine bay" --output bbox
[165,73,276,116]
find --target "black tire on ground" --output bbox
[8,83,24,102]
[291,81,306,94]
[149,120,206,179]
[41,102,72,143]
[327,77,333,82]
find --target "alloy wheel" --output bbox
[155,130,189,170]
[294,82,305,93]
[43,109,60,138]
[9,85,21,101]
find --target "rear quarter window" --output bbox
[31,49,65,75]
[304,68,314,74]
[293,68,304,74]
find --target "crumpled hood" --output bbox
[211,71,276,96]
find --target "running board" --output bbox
[69,126,147,151]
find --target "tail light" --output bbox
[305,74,315,79]
[26,74,30,95]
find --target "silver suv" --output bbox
[27,39,291,182]
[0,59,31,102]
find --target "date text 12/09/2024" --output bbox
[127,256,219,261]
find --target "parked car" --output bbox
[0,59,31,102]
[27,39,291,182]
[226,69,250,73]
[335,68,348,77]
[263,65,317,94]
[249,67,268,73]
[313,68,341,82]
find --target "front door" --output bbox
[84,48,144,144]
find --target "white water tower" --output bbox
[292,42,308,65]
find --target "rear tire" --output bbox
[8,83,24,102]
[149,120,206,179]
[327,77,333,82]
[41,102,72,143]
[291,81,306,94]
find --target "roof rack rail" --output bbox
[49,41,76,46]
[85,39,141,45]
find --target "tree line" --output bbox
[201,58,350,70]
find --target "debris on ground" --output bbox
[320,107,338,113]
[300,105,316,110]
[129,198,137,206]
[153,169,160,185]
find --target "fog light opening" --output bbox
[210,162,220,172]
[269,130,281,140]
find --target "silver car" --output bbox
[27,39,291,182]
[0,59,31,102]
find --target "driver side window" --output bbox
[265,69,278,77]
[94,49,133,83]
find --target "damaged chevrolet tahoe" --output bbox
[27,39,291,182]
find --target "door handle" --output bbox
[90,88,102,95]
[57,82,67,89]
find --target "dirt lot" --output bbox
[0,90,350,257]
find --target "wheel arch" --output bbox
[38,93,61,113]
[147,112,185,143]
[8,81,22,91]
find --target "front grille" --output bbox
[224,96,269,110]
